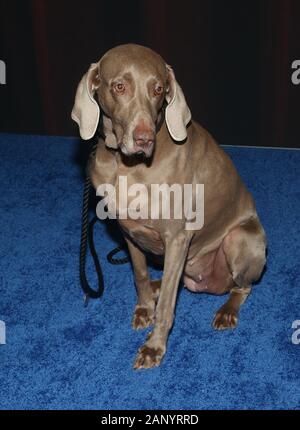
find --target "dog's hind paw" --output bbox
[212,306,238,330]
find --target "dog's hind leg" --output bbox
[213,286,251,330]
[212,217,266,330]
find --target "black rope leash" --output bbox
[79,140,129,306]
[107,246,130,265]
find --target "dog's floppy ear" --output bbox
[71,63,100,140]
[165,65,191,142]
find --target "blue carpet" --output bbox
[0,133,299,410]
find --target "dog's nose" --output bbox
[133,125,155,146]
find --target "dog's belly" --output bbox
[183,244,233,295]
[118,219,165,255]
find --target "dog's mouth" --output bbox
[120,140,155,158]
[133,140,155,158]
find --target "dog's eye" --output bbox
[154,85,163,96]
[114,83,125,94]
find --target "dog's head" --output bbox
[72,44,191,157]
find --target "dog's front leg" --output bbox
[126,238,161,330]
[134,233,191,369]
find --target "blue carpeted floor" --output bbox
[0,133,299,410]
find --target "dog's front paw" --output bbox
[133,341,165,369]
[132,305,154,330]
[212,306,238,330]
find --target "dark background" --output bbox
[0,0,299,147]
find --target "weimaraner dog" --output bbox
[72,44,267,369]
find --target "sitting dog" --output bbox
[72,44,267,369]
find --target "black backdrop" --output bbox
[0,0,299,147]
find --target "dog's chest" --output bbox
[118,218,165,255]
[93,159,164,254]
[114,173,165,254]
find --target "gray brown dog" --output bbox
[72,44,267,369]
